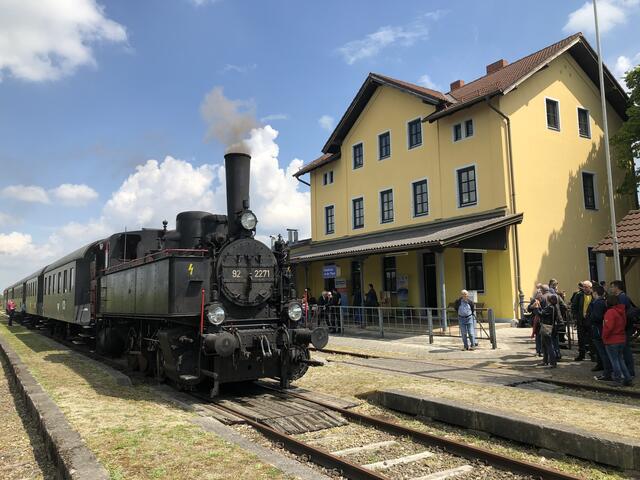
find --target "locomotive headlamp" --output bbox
[287,302,303,322]
[207,304,226,325]
[240,211,257,230]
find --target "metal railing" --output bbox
[304,305,497,348]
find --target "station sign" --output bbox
[322,265,340,279]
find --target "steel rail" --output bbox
[208,401,389,480]
[259,385,583,480]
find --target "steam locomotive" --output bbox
[2,152,328,396]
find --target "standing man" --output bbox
[610,280,636,379]
[365,283,379,326]
[7,298,16,327]
[571,280,593,361]
[589,285,612,379]
[455,290,476,351]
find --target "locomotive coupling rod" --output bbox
[211,402,388,480]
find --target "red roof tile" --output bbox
[594,210,640,254]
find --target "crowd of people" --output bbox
[303,283,380,332]
[527,278,636,386]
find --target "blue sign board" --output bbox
[323,265,338,279]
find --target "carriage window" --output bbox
[70,267,74,289]
[63,270,68,293]
[57,272,61,294]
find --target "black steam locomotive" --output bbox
[2,152,328,396]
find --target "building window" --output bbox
[588,247,599,282]
[453,119,473,142]
[546,98,560,130]
[412,179,429,217]
[465,119,474,137]
[378,131,391,159]
[383,256,397,293]
[582,172,596,210]
[323,170,334,185]
[380,189,394,223]
[457,166,477,207]
[325,206,335,234]
[408,119,422,148]
[352,197,364,229]
[453,123,463,142]
[464,252,484,292]
[577,108,591,138]
[353,143,363,169]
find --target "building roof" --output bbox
[293,153,340,178]
[293,33,629,178]
[427,32,628,122]
[594,210,640,256]
[290,211,523,262]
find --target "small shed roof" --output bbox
[594,210,640,256]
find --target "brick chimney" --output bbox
[486,59,508,75]
[450,79,465,91]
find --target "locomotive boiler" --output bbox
[4,152,328,397]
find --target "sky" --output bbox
[1,0,639,288]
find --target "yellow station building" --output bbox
[290,33,635,321]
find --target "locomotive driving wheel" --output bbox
[288,345,310,381]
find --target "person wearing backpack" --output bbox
[602,295,633,386]
[610,280,636,378]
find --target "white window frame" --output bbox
[377,130,392,160]
[322,170,334,186]
[455,164,479,209]
[352,141,364,170]
[577,106,591,139]
[406,117,423,150]
[545,97,561,131]
[351,195,365,230]
[379,187,395,225]
[410,177,429,218]
[581,170,598,211]
[452,118,474,143]
[324,204,336,235]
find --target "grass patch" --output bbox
[0,322,287,480]
[298,358,636,479]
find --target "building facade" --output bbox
[291,33,635,321]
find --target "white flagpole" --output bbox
[593,0,622,280]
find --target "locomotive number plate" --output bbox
[228,268,272,279]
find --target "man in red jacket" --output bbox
[603,295,633,386]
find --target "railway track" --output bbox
[314,347,640,400]
[199,384,583,480]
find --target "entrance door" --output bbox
[422,253,437,308]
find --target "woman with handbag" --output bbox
[535,294,560,367]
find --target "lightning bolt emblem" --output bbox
[188,263,194,276]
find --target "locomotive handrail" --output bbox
[102,248,209,274]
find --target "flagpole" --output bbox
[593,0,622,280]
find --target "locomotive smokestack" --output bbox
[224,152,251,237]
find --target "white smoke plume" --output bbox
[200,86,259,153]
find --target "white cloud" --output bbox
[189,0,220,5]
[318,115,335,131]
[0,0,127,82]
[563,0,639,35]
[0,232,35,256]
[50,184,99,206]
[221,63,257,74]
[1,185,50,204]
[417,74,440,91]
[260,113,289,123]
[337,23,429,64]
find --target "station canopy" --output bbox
[594,209,640,278]
[290,211,523,263]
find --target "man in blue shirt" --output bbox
[454,290,476,351]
